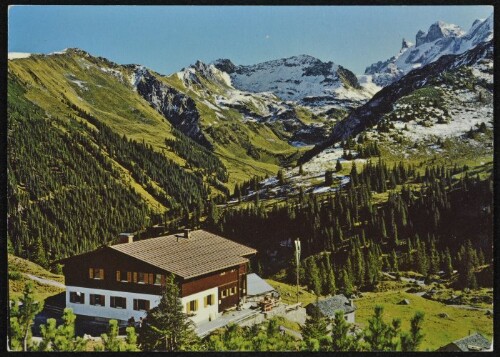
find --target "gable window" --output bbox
[69,291,85,304]
[133,299,150,311]
[186,299,198,313]
[90,294,105,306]
[110,296,127,309]
[204,294,215,307]
[89,268,104,280]
[116,270,131,282]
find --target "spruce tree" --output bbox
[137,274,200,351]
[38,309,87,351]
[336,159,343,172]
[400,311,425,351]
[9,281,43,351]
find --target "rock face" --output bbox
[299,39,493,164]
[132,66,212,148]
[365,14,493,87]
[213,54,372,110]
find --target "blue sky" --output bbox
[8,5,493,75]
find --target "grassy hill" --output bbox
[8,254,65,301]
[355,290,493,351]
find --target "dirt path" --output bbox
[24,273,66,289]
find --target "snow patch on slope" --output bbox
[8,52,32,60]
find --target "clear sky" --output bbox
[8,5,493,75]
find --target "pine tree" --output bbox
[330,310,359,351]
[336,159,342,172]
[301,313,331,351]
[9,281,43,351]
[325,170,334,186]
[137,274,200,351]
[400,311,425,351]
[98,319,138,351]
[38,309,87,351]
[340,269,353,296]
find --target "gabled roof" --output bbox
[451,333,491,352]
[109,230,256,279]
[306,294,355,317]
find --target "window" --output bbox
[154,274,162,285]
[110,296,127,309]
[89,268,104,280]
[133,299,150,311]
[116,270,131,282]
[186,299,198,313]
[230,286,237,296]
[69,291,85,304]
[137,272,151,284]
[204,294,215,307]
[221,289,227,298]
[90,294,105,306]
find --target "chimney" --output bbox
[184,229,191,239]
[118,233,134,244]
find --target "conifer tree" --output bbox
[137,274,200,351]
[400,311,425,351]
[37,309,87,351]
[330,310,359,351]
[336,159,343,172]
[9,281,43,351]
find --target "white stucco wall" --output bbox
[180,287,219,324]
[66,286,162,322]
[66,285,220,325]
[345,311,355,324]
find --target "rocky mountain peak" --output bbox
[212,58,237,74]
[415,21,464,46]
[401,38,413,50]
[365,15,492,87]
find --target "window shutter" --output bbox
[133,299,138,311]
[116,270,120,281]
[133,272,137,283]
[143,273,148,284]
[89,268,94,279]
[204,296,207,308]
[195,300,198,311]
[90,294,95,305]
[149,273,154,285]
[111,296,115,308]
[81,294,85,304]
[100,269,104,279]
[127,272,132,282]
[161,274,165,286]
[186,302,190,313]
[145,300,150,310]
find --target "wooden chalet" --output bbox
[58,229,257,324]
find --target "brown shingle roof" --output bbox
[110,230,256,279]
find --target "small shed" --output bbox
[437,333,491,352]
[305,294,356,323]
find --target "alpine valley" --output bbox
[7,13,493,352]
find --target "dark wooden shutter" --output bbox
[89,268,94,279]
[133,272,137,283]
[111,296,115,308]
[127,272,132,282]
[148,273,154,285]
[145,300,150,310]
[100,269,104,279]
[90,294,95,305]
[116,271,120,281]
[133,299,138,311]
[81,293,85,304]
[161,274,165,286]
